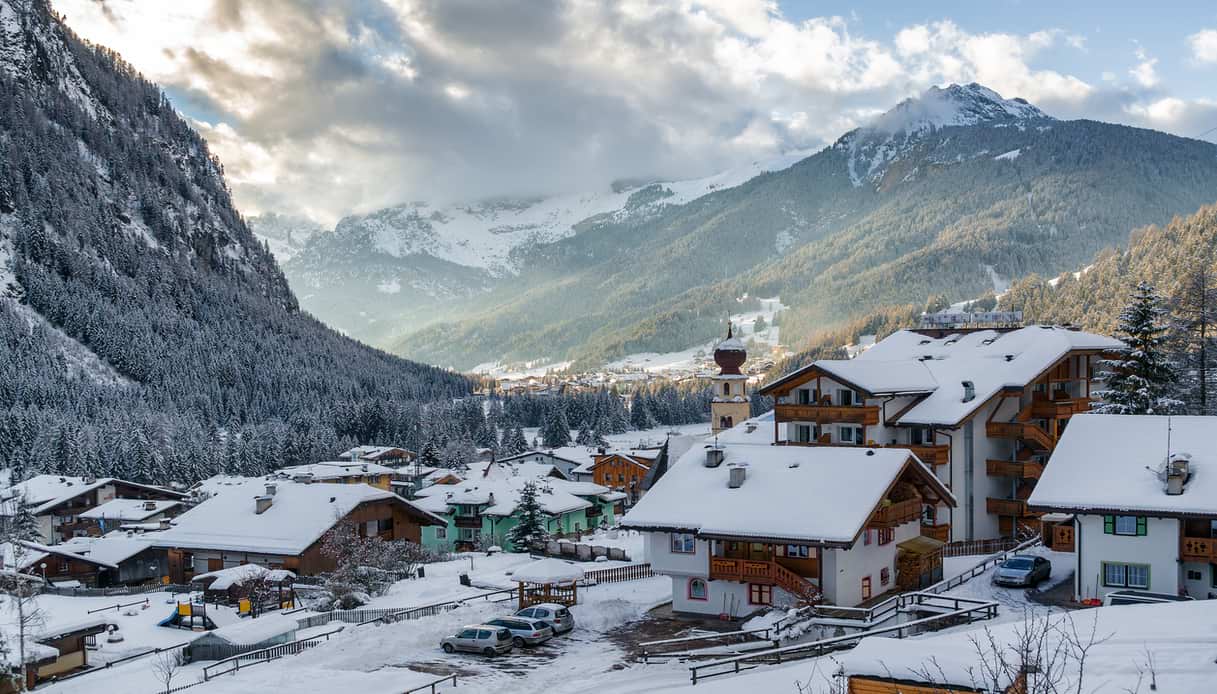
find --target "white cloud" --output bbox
[1130,48,1159,88]
[1190,29,1217,64]
[45,1,1216,224]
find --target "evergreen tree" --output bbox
[506,481,548,552]
[574,424,593,446]
[540,406,571,448]
[1093,282,1182,415]
[1172,263,1217,415]
[418,439,442,468]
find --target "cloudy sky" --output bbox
[54,0,1217,226]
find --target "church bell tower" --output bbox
[711,323,750,434]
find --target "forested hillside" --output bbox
[392,85,1217,371]
[1001,204,1217,334]
[0,0,471,483]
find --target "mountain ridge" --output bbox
[383,83,1217,370]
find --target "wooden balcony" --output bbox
[986,421,1053,450]
[710,557,779,584]
[708,558,821,603]
[1181,536,1217,562]
[986,498,1028,517]
[885,443,950,466]
[775,402,879,426]
[1030,395,1092,419]
[921,523,951,543]
[869,497,922,528]
[986,459,1044,479]
[453,515,482,529]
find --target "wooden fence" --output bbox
[39,581,192,597]
[942,537,1022,558]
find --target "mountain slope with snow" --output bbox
[389,83,1217,370]
[281,151,812,344]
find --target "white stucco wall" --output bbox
[1181,561,1217,600]
[1074,514,1180,600]
[670,576,758,617]
[823,521,917,606]
[646,532,708,576]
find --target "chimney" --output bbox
[143,500,156,511]
[704,446,725,468]
[265,483,277,497]
[1166,453,1190,495]
[598,447,606,455]
[961,381,975,403]
[158,518,171,530]
[255,495,273,514]
[727,463,749,489]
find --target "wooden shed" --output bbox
[895,535,944,591]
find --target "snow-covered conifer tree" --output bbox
[1093,282,1181,415]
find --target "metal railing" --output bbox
[201,626,345,680]
[640,625,780,663]
[925,535,1042,595]
[402,673,458,693]
[688,596,999,684]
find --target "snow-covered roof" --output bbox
[715,336,746,352]
[2,475,185,514]
[200,613,298,645]
[812,359,937,395]
[763,326,1121,426]
[338,445,414,461]
[841,600,1217,692]
[1030,414,1217,516]
[412,462,613,518]
[0,611,108,666]
[273,461,396,481]
[0,540,117,571]
[622,415,954,545]
[511,558,585,584]
[57,536,154,566]
[191,564,296,590]
[79,498,180,521]
[151,479,443,556]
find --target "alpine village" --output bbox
[2,1,1217,693]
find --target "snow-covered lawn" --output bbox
[36,551,671,694]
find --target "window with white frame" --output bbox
[838,389,854,406]
[435,527,447,540]
[671,533,696,554]
[1115,515,1138,535]
[1102,561,1150,589]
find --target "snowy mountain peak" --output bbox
[868,83,1052,135]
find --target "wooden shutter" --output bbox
[1136,516,1147,536]
[1103,515,1114,534]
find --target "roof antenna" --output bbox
[1165,415,1172,461]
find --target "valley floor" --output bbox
[34,540,1069,694]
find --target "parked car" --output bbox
[1102,590,1195,607]
[440,625,513,656]
[515,603,575,634]
[485,616,554,647]
[991,556,1051,587]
